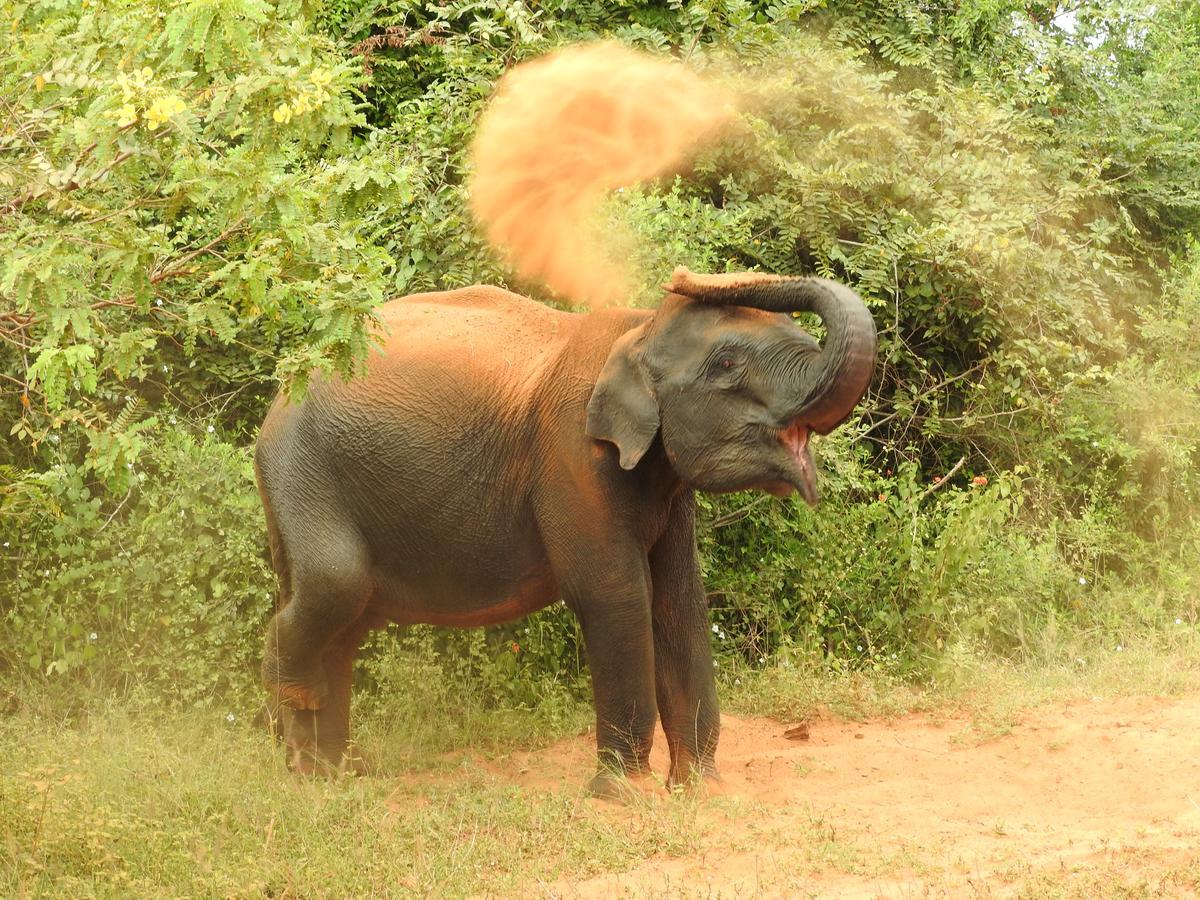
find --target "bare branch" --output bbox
[917,456,966,502]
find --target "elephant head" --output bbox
[586,267,877,503]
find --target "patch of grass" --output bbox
[1007,850,1200,898]
[0,700,698,897]
[720,625,1200,732]
[5,627,1199,896]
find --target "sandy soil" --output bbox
[474,694,1200,897]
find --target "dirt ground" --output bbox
[471,694,1200,897]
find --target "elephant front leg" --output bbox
[650,493,720,789]
[566,570,659,799]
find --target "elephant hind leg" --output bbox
[278,615,373,776]
[262,528,372,715]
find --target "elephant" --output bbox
[254,266,876,793]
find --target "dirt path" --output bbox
[490,694,1200,896]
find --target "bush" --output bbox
[1,424,273,705]
[3,0,1200,710]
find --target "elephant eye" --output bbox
[707,351,739,379]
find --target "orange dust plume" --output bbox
[469,42,734,306]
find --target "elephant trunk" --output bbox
[663,266,877,434]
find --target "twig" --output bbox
[0,311,34,328]
[0,370,31,389]
[4,218,247,326]
[711,495,773,528]
[916,456,966,502]
[97,487,134,533]
[683,24,706,62]
[892,257,900,335]
[151,217,245,280]
[858,363,987,439]
[2,124,138,214]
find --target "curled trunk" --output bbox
[663,267,877,433]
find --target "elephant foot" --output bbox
[586,769,657,803]
[339,743,374,777]
[271,706,366,778]
[667,762,721,795]
[668,770,723,798]
[288,743,372,778]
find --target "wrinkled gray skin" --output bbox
[255,267,876,793]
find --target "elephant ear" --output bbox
[586,327,659,470]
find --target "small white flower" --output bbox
[1116,645,1124,652]
[162,365,169,373]
[42,570,49,576]
[712,660,719,669]
[734,678,741,686]
[711,624,719,634]
[155,299,163,307]
[1176,618,1183,625]
[758,656,766,664]
[89,632,98,641]
[1078,577,1087,585]
[1091,441,1099,448]
[2,541,8,548]
[225,713,236,723]
[206,424,215,433]
[857,645,863,652]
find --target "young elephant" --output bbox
[255,267,876,792]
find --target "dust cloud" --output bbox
[469,42,734,307]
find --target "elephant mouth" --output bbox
[779,420,819,506]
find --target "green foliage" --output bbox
[1,426,274,702]
[3,0,1200,707]
[1,0,401,459]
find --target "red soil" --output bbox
[479,693,1200,895]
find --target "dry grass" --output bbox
[4,628,1199,897]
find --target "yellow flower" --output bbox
[145,95,185,129]
[116,73,137,102]
[115,103,138,128]
[140,67,153,81]
[310,66,333,87]
[272,103,293,124]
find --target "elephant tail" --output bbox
[254,457,293,612]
